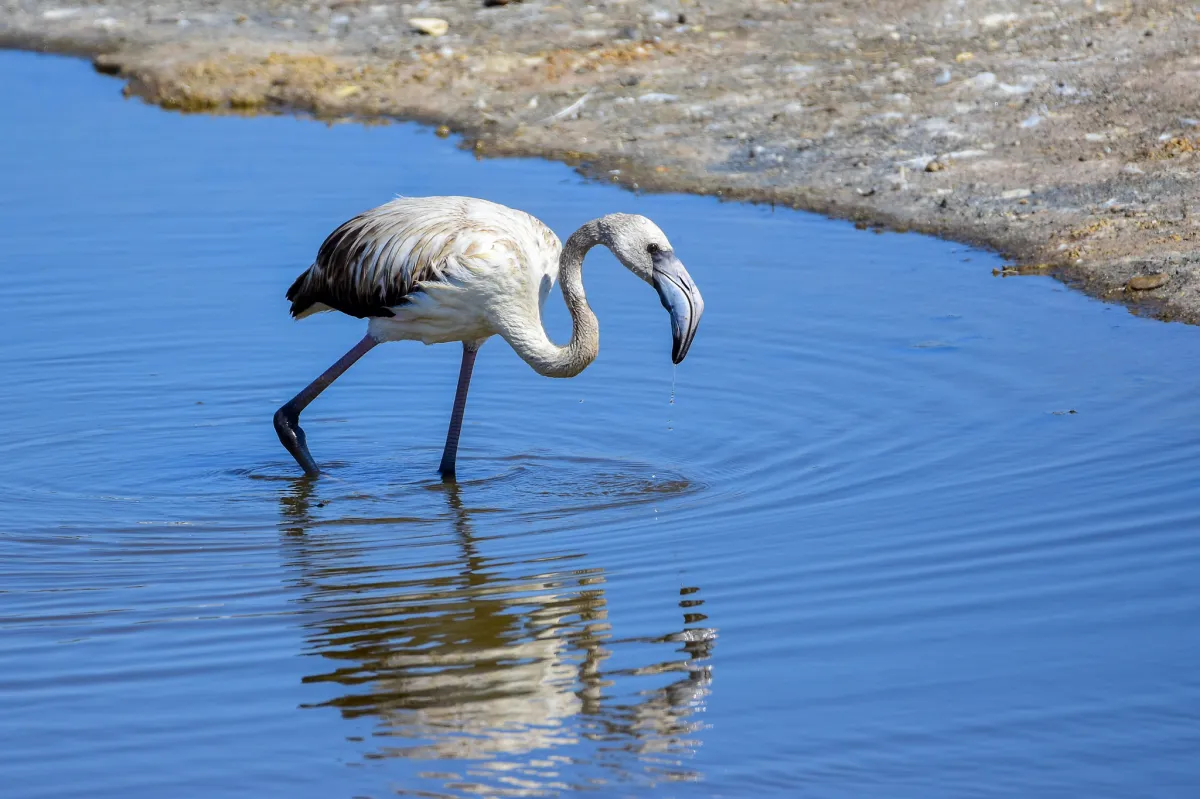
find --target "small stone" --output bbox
[998,82,1031,95]
[409,17,449,37]
[925,159,946,172]
[1000,188,1032,199]
[963,72,997,91]
[981,12,1019,28]
[1127,273,1169,291]
[435,125,451,138]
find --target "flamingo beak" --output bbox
[651,252,704,364]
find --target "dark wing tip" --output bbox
[286,267,401,319]
[286,270,319,318]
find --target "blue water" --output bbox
[2,50,1199,798]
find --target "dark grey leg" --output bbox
[438,342,480,480]
[274,333,378,477]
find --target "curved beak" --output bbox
[652,252,705,364]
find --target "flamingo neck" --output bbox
[507,221,601,378]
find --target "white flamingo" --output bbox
[275,196,705,478]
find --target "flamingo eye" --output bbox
[647,243,660,256]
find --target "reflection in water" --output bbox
[278,479,715,795]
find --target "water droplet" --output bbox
[667,366,676,430]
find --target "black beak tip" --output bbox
[671,332,697,364]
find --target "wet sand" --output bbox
[4,0,1199,322]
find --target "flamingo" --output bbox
[274,196,705,479]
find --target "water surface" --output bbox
[2,51,1200,799]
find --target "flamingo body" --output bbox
[275,196,704,478]
[288,197,562,347]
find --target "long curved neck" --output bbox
[507,221,602,378]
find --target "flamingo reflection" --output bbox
[278,478,715,794]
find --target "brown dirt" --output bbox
[4,0,1199,322]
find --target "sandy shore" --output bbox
[4,0,1199,322]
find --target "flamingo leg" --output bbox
[438,342,480,480]
[274,333,378,476]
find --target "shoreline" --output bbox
[4,0,1198,324]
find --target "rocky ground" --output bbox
[3,0,1200,322]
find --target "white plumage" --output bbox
[275,196,704,478]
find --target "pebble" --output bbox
[900,154,936,169]
[1001,188,1032,199]
[963,72,997,91]
[998,82,1031,95]
[1127,273,1169,291]
[409,17,449,37]
[981,13,1020,28]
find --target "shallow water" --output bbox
[3,50,1200,799]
